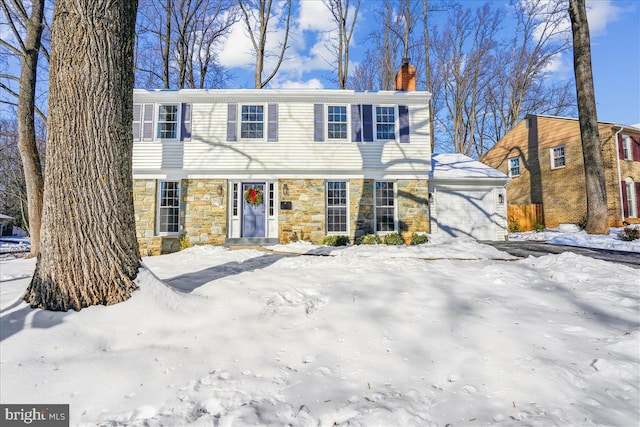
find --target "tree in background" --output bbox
[568,0,608,235]
[239,0,292,89]
[0,0,48,256]
[24,0,141,311]
[136,0,238,89]
[324,0,360,89]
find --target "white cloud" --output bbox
[218,20,255,69]
[298,0,335,32]
[586,0,625,36]
[273,78,325,89]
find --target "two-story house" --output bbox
[481,114,640,229]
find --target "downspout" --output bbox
[613,125,625,223]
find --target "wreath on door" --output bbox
[244,187,264,206]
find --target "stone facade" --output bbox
[278,179,326,244]
[397,179,430,242]
[182,179,227,246]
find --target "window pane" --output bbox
[376,107,395,140]
[327,181,347,232]
[157,105,178,139]
[159,181,180,233]
[241,105,264,138]
[328,106,347,139]
[375,182,395,232]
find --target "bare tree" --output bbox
[431,4,502,156]
[568,0,608,234]
[0,0,48,257]
[239,0,292,89]
[324,0,360,89]
[24,0,141,311]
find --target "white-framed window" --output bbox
[625,177,637,218]
[240,104,264,139]
[326,181,348,233]
[375,106,396,140]
[508,157,520,177]
[375,181,396,232]
[327,105,348,140]
[157,181,180,234]
[157,104,179,139]
[550,145,566,169]
[622,136,633,160]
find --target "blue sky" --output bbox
[218,0,640,127]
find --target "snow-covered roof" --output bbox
[430,153,507,180]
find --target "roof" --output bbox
[525,114,640,132]
[431,153,508,180]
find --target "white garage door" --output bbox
[436,189,497,240]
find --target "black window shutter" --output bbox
[362,104,373,142]
[227,103,237,142]
[180,103,192,141]
[399,105,410,143]
[314,104,324,142]
[622,181,629,218]
[268,103,278,142]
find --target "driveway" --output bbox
[482,240,640,270]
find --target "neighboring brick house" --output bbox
[481,114,640,229]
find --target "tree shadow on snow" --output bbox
[0,302,67,342]
[165,253,294,293]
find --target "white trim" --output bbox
[239,103,267,141]
[157,103,181,141]
[508,157,520,177]
[326,104,350,141]
[625,178,637,218]
[156,180,181,236]
[374,105,398,142]
[622,136,633,160]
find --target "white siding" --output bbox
[132,89,431,180]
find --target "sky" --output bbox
[1,232,638,426]
[217,0,640,127]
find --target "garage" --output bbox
[430,153,509,241]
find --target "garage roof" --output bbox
[430,153,507,180]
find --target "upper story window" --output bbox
[376,106,396,140]
[327,106,348,140]
[241,105,264,139]
[133,103,191,142]
[508,157,520,177]
[157,104,179,139]
[622,136,633,160]
[550,145,566,169]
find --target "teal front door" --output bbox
[242,183,266,238]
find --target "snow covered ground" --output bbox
[1,233,639,426]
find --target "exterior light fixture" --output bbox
[283,183,289,197]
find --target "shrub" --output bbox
[410,232,429,245]
[179,234,192,251]
[532,221,545,233]
[617,226,640,241]
[576,216,588,231]
[508,222,521,233]
[356,234,380,245]
[383,232,405,245]
[323,235,350,246]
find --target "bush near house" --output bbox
[356,234,381,245]
[617,226,640,241]
[383,233,405,245]
[323,235,350,246]
[410,233,429,245]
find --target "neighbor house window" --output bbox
[241,105,264,139]
[622,136,633,160]
[376,106,396,140]
[375,181,395,232]
[508,157,520,177]
[158,181,180,234]
[327,181,348,233]
[551,145,566,169]
[327,106,348,139]
[157,104,179,139]
[625,178,637,218]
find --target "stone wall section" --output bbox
[278,179,326,244]
[133,179,163,255]
[397,179,430,242]
[349,179,374,239]
[182,179,228,246]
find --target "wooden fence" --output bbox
[507,204,544,232]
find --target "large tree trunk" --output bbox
[24,0,141,311]
[16,0,45,258]
[569,0,608,234]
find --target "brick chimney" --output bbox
[395,57,416,91]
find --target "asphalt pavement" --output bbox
[482,240,640,270]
